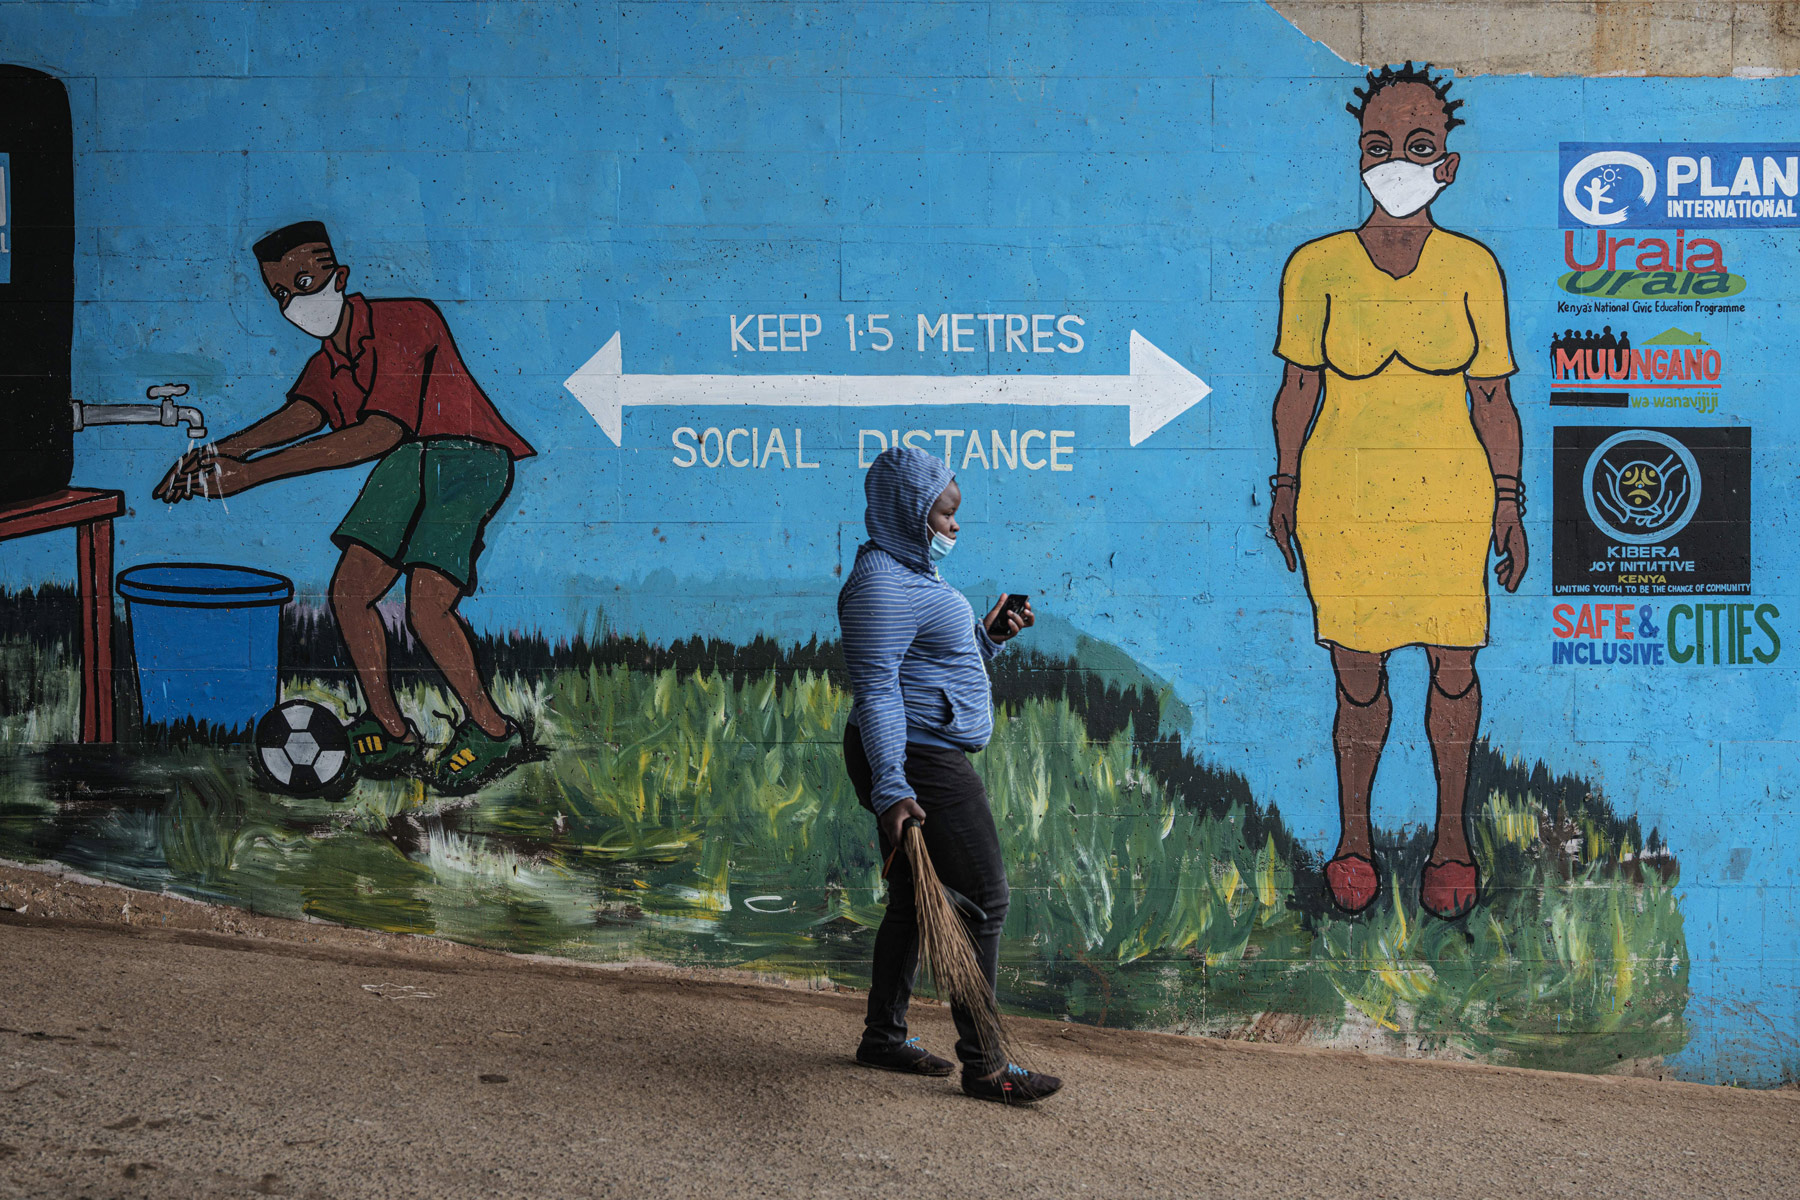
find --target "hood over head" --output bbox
[862,446,954,572]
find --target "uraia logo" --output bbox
[1558,228,1746,298]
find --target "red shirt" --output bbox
[287,294,535,460]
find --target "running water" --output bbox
[180,437,227,512]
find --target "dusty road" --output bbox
[1,869,1795,1200]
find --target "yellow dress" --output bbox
[1275,229,1516,653]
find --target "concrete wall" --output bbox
[0,1,1793,1086]
[1278,0,1800,77]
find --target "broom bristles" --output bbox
[902,823,1011,1073]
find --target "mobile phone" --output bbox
[986,594,1029,638]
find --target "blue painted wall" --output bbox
[2,0,1795,1083]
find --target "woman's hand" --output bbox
[1493,499,1528,592]
[983,595,1034,642]
[881,796,927,850]
[1269,485,1299,572]
[1268,363,1320,573]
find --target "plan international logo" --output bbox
[1560,143,1800,228]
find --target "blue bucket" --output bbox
[116,563,295,730]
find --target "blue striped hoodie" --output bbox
[837,446,1003,815]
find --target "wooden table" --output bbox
[0,487,124,743]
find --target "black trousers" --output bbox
[843,725,1010,1074]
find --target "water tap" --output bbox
[72,383,207,439]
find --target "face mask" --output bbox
[928,530,956,562]
[1362,158,1447,219]
[283,274,346,338]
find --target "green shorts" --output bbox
[332,438,515,592]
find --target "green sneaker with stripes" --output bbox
[343,714,424,779]
[430,718,527,795]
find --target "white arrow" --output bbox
[562,331,1209,447]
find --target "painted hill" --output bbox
[0,585,1690,1072]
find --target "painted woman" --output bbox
[1267,63,1527,920]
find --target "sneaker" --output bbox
[962,1063,1064,1106]
[343,714,424,779]
[429,718,527,795]
[855,1037,955,1077]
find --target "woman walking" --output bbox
[1268,64,1527,920]
[838,446,1061,1104]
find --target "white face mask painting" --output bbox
[1362,158,1447,219]
[282,273,346,339]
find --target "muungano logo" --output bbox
[1563,150,1657,227]
[1550,327,1721,391]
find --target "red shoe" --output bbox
[1420,858,1480,920]
[1324,852,1382,915]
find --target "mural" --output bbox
[157,220,543,795]
[1270,63,1524,921]
[0,3,1790,1085]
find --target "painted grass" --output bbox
[0,638,77,746]
[0,646,1687,1072]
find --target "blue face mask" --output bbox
[928,529,956,562]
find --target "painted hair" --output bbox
[253,220,332,263]
[1346,62,1464,132]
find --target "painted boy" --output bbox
[156,220,535,793]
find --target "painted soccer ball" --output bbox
[252,700,353,797]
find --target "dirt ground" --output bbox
[1,864,1795,1200]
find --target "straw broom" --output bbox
[889,817,1011,1075]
